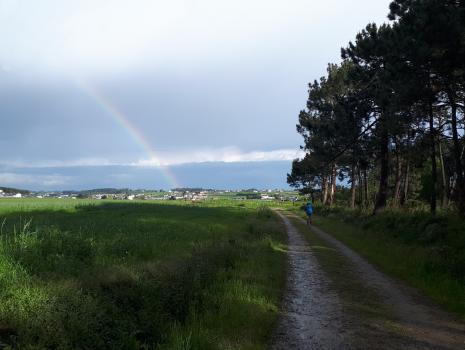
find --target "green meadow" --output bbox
[2,196,462,349]
[0,198,287,350]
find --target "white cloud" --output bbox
[0,148,304,168]
[0,0,388,77]
[0,0,310,75]
[133,147,304,166]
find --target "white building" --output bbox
[261,194,274,200]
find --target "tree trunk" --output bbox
[363,168,369,208]
[374,120,389,215]
[452,145,465,202]
[438,141,449,208]
[429,100,437,214]
[358,165,363,208]
[393,150,402,208]
[328,164,336,206]
[321,175,328,204]
[350,162,356,209]
[401,161,410,206]
[448,91,465,213]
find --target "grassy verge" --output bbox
[0,199,287,349]
[289,206,465,319]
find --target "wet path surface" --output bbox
[270,211,348,350]
[304,216,465,350]
[270,211,465,350]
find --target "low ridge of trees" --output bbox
[0,186,31,195]
[289,0,465,215]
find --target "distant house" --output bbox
[14,193,22,198]
[261,194,274,200]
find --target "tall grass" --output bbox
[0,199,287,349]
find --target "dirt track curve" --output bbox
[270,210,465,350]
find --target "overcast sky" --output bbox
[0,0,391,190]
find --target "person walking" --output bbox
[304,201,313,225]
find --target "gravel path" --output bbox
[270,211,349,349]
[270,211,465,350]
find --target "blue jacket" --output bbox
[305,203,313,215]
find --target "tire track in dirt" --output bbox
[286,212,465,350]
[270,211,349,350]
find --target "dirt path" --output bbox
[270,211,349,349]
[271,210,465,350]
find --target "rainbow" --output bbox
[76,79,181,189]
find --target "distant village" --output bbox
[0,187,298,202]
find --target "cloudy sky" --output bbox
[0,0,390,190]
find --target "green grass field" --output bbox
[0,198,287,349]
[3,197,461,349]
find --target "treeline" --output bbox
[75,188,134,195]
[0,187,30,195]
[288,0,465,215]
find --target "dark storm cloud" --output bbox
[0,78,145,162]
[0,162,293,191]
[0,0,391,189]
